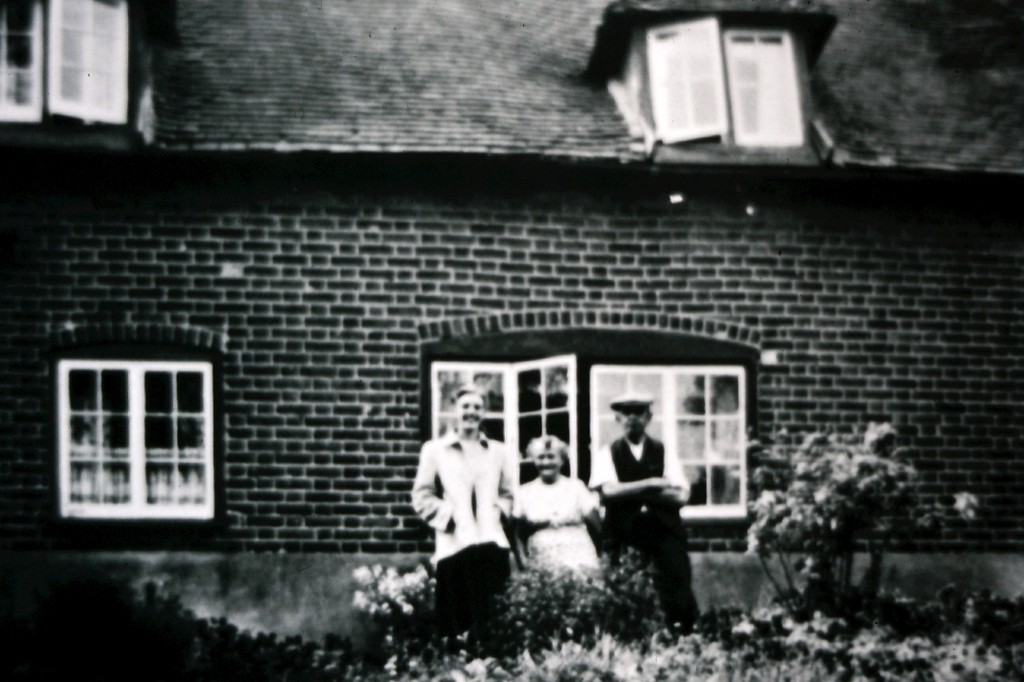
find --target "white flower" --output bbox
[953,492,978,519]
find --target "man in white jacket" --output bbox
[412,385,516,637]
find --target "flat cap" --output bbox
[609,392,654,410]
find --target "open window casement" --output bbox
[647,17,729,144]
[48,0,128,124]
[724,30,804,147]
[430,355,579,478]
[0,0,43,121]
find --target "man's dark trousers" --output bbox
[603,436,699,633]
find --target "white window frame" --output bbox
[646,16,730,144]
[430,355,579,479]
[47,0,129,124]
[723,29,804,147]
[0,0,43,121]
[590,364,747,520]
[57,359,215,520]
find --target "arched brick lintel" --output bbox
[49,321,227,353]
[418,310,761,349]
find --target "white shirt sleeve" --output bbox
[662,443,691,502]
[588,444,618,491]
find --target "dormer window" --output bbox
[0,0,128,125]
[646,17,803,148]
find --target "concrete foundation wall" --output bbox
[3,551,1021,643]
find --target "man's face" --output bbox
[614,405,651,440]
[455,392,485,431]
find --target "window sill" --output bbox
[0,122,141,152]
[45,514,228,549]
[652,142,822,168]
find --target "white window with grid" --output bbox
[723,30,804,147]
[646,16,729,144]
[48,0,128,123]
[0,0,42,121]
[57,359,215,519]
[430,356,578,478]
[591,365,747,519]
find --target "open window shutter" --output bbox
[724,31,803,147]
[48,0,128,123]
[0,0,43,121]
[647,17,728,144]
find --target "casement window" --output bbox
[591,365,747,519]
[646,17,804,147]
[431,356,579,478]
[0,0,128,124]
[0,0,43,120]
[57,359,215,520]
[429,354,747,519]
[723,30,803,147]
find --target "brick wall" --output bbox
[1,158,1022,553]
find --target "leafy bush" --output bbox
[351,548,664,668]
[747,423,978,619]
[2,578,197,682]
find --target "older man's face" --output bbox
[615,405,652,440]
[455,392,485,431]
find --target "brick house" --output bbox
[1,0,1022,639]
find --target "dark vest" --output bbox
[603,437,686,539]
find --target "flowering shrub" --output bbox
[351,563,437,665]
[747,423,978,618]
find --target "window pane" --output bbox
[62,0,88,28]
[711,420,741,461]
[596,416,619,450]
[711,466,741,505]
[517,369,542,413]
[177,417,204,450]
[101,370,128,412]
[630,373,662,404]
[146,464,174,504]
[145,416,173,450]
[90,70,112,108]
[438,370,503,412]
[69,370,97,411]
[519,415,542,452]
[482,417,504,443]
[71,462,99,502]
[101,463,129,504]
[60,66,82,100]
[178,465,205,504]
[677,420,705,460]
[104,414,129,451]
[94,0,120,36]
[437,415,457,437]
[544,365,569,409]
[145,372,173,413]
[684,465,707,506]
[711,375,739,415]
[7,0,34,31]
[545,411,570,445]
[677,374,705,415]
[8,71,33,105]
[62,29,84,63]
[177,372,204,413]
[6,35,31,68]
[593,372,626,414]
[70,415,97,455]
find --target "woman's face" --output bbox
[535,448,562,483]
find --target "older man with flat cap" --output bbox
[589,392,699,633]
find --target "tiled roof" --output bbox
[152,0,1024,175]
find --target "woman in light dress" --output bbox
[515,436,601,573]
